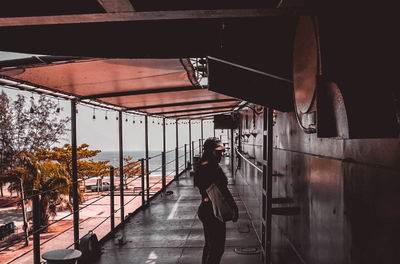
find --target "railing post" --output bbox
[146,157,150,202]
[20,179,29,246]
[199,139,202,157]
[175,147,179,179]
[119,111,124,222]
[192,141,195,162]
[141,159,145,206]
[32,189,40,264]
[110,167,115,234]
[162,151,166,191]
[184,144,187,169]
[213,120,216,137]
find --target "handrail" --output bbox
[2,145,191,262]
[235,148,263,173]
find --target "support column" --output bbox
[175,120,179,179]
[189,120,192,165]
[262,107,273,264]
[71,100,79,249]
[110,167,115,233]
[118,111,124,222]
[231,128,234,177]
[201,119,204,156]
[145,115,150,202]
[162,118,166,190]
[32,189,40,264]
[238,115,242,169]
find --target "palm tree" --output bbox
[8,152,71,229]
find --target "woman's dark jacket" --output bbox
[194,161,238,215]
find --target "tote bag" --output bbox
[206,183,234,222]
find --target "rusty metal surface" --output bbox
[237,108,400,264]
[293,16,318,114]
[343,162,400,263]
[316,80,349,138]
[343,139,400,171]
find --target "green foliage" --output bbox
[0,91,70,174]
[118,156,143,189]
[4,144,110,228]
[36,143,110,180]
[6,152,71,228]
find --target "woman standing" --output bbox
[194,137,239,264]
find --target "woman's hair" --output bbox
[201,137,221,163]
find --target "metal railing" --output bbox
[0,140,205,264]
[235,147,263,173]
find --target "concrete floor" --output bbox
[94,164,263,264]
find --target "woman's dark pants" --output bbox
[198,202,226,264]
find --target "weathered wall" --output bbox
[236,107,400,264]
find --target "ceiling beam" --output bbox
[129,98,239,110]
[187,111,234,119]
[152,104,239,115]
[0,8,310,27]
[165,109,234,118]
[81,86,200,99]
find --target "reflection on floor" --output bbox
[94,165,262,264]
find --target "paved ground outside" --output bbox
[0,175,174,264]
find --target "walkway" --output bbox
[95,163,262,264]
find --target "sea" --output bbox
[93,149,200,176]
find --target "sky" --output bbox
[0,52,226,152]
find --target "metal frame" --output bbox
[166,109,234,119]
[81,86,200,100]
[129,99,239,111]
[152,104,239,115]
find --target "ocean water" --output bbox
[93,149,200,176]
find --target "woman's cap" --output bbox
[203,137,228,152]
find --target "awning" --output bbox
[0,57,241,119]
